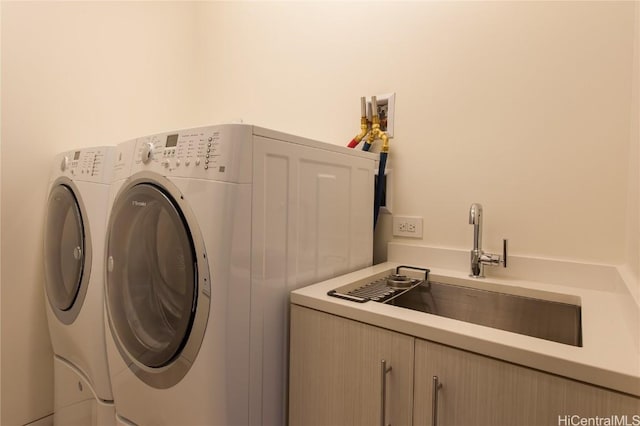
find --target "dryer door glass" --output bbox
[107,183,196,369]
[44,184,85,311]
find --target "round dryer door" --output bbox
[105,176,210,389]
[44,180,91,324]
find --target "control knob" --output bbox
[60,156,70,172]
[140,142,155,164]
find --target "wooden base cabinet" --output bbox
[415,339,640,426]
[290,305,640,426]
[289,305,414,426]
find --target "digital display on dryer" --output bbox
[73,151,81,160]
[166,134,179,148]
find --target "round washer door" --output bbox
[44,178,92,324]
[105,174,210,389]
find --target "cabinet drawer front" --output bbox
[415,339,640,426]
[290,305,414,426]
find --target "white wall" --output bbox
[197,1,635,266]
[0,3,201,424]
[1,1,638,424]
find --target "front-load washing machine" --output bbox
[44,146,116,425]
[104,124,376,425]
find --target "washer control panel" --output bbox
[55,147,113,183]
[132,125,252,183]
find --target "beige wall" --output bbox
[197,1,635,266]
[0,1,3,419]
[627,1,640,301]
[0,3,202,424]
[1,1,638,424]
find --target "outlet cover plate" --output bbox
[393,215,423,238]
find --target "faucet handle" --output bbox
[502,239,508,268]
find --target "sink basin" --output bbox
[388,281,582,347]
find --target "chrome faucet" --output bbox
[469,203,508,278]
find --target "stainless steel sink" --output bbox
[388,281,582,347]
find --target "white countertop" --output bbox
[290,261,640,397]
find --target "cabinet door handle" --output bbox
[380,359,393,426]
[432,375,443,426]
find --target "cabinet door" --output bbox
[415,339,640,426]
[289,305,415,426]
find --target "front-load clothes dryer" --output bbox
[44,147,116,425]
[104,124,376,426]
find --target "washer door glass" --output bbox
[107,183,196,369]
[44,184,85,312]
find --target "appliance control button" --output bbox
[195,158,201,166]
[208,137,213,142]
[175,159,181,167]
[185,159,190,166]
[204,165,209,170]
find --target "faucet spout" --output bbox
[469,203,483,253]
[468,203,507,278]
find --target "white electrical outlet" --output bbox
[366,93,395,138]
[392,215,423,238]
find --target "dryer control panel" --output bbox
[131,124,252,183]
[53,147,114,184]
